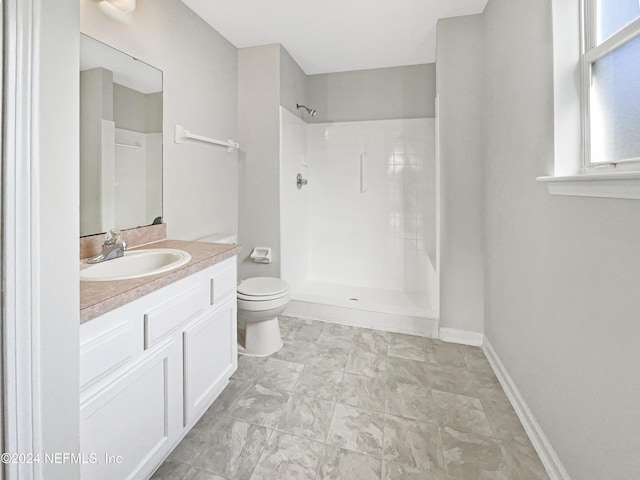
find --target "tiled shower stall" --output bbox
[280,108,438,336]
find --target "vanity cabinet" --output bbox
[79,256,237,480]
[183,298,237,424]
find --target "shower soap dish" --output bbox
[250,247,272,264]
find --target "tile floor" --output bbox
[152,316,549,480]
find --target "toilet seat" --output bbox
[237,277,289,301]
[237,291,288,302]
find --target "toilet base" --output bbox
[240,315,283,356]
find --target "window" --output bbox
[582,0,640,170]
[539,0,640,198]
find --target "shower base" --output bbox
[285,280,439,338]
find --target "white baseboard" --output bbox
[482,338,571,480]
[438,327,484,346]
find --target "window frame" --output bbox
[537,0,640,199]
[580,0,640,171]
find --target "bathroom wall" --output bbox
[481,0,640,478]
[39,0,81,477]
[237,44,308,281]
[307,64,436,122]
[239,47,437,282]
[113,84,162,133]
[436,15,485,336]
[280,46,309,122]
[81,0,238,241]
[238,44,282,279]
[80,67,113,235]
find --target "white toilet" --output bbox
[196,233,289,356]
[237,277,289,356]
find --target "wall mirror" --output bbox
[80,34,163,237]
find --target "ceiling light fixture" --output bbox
[100,0,136,13]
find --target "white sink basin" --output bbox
[80,248,192,282]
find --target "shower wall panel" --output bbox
[307,118,436,293]
[114,128,147,229]
[279,108,310,292]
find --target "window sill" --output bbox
[536,172,640,200]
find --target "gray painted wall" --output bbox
[113,83,146,132]
[39,0,81,477]
[237,45,282,280]
[80,67,113,235]
[146,92,163,133]
[236,44,308,281]
[114,83,162,133]
[307,64,436,122]
[280,46,309,121]
[81,0,238,241]
[238,47,436,282]
[481,0,640,478]
[436,15,485,334]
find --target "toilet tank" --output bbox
[197,233,238,244]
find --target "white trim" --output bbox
[434,95,441,314]
[551,0,583,176]
[584,15,640,63]
[580,0,591,166]
[482,339,572,480]
[0,3,4,475]
[550,0,640,185]
[537,173,640,199]
[2,1,43,479]
[438,327,484,346]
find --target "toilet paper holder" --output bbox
[250,247,272,264]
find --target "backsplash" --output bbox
[80,223,167,259]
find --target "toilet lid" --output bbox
[237,277,289,300]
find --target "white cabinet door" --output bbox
[183,298,237,425]
[80,338,182,480]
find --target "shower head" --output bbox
[296,103,317,117]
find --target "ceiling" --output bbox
[181,0,488,75]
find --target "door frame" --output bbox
[2,1,44,479]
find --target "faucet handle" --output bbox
[104,229,122,246]
[111,229,126,251]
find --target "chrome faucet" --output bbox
[87,229,127,264]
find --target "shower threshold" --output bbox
[286,280,439,337]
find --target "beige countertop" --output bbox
[80,240,241,324]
